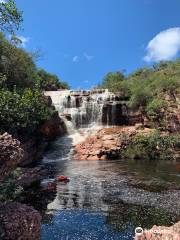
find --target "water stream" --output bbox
[40,90,180,240]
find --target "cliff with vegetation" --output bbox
[95,61,180,161]
[99,61,180,131]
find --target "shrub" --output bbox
[123,131,180,160]
[146,98,166,117]
[0,168,24,203]
[0,88,54,138]
[146,99,170,128]
[129,87,152,108]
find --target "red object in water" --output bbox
[56,175,69,182]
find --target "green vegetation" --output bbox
[0,168,24,203]
[0,1,69,139]
[0,88,54,139]
[123,131,180,160]
[0,32,37,90]
[100,60,180,116]
[37,69,70,91]
[100,71,125,93]
[0,0,22,34]
[0,33,69,139]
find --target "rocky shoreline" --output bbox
[136,221,180,240]
[0,111,65,240]
[73,125,153,160]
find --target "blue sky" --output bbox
[15,0,180,89]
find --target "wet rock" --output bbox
[56,175,70,182]
[17,167,48,189]
[40,111,67,140]
[20,112,67,166]
[20,138,47,167]
[0,202,41,240]
[102,103,143,126]
[0,133,24,181]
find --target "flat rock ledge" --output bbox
[136,221,180,240]
[0,202,41,240]
[73,125,153,160]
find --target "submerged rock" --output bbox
[56,175,70,182]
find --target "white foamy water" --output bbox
[45,89,115,131]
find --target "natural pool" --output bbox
[39,136,180,240]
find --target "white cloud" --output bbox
[0,0,6,3]
[72,56,79,63]
[84,52,94,61]
[144,27,180,62]
[17,35,29,48]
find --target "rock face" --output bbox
[0,203,41,240]
[102,103,143,126]
[165,104,180,133]
[20,138,47,167]
[73,126,152,160]
[20,112,67,166]
[40,111,67,140]
[137,221,180,240]
[0,133,24,181]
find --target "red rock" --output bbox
[73,126,155,161]
[56,175,69,182]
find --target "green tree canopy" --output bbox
[0,32,37,90]
[101,71,125,92]
[37,69,70,91]
[0,0,22,34]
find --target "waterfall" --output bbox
[45,89,115,132]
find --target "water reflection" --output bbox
[40,137,180,240]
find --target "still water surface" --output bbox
[41,135,180,240]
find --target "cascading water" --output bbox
[44,89,116,160]
[45,89,115,131]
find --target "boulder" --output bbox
[136,221,180,240]
[0,203,41,240]
[0,133,24,181]
[17,167,48,189]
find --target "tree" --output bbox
[0,33,37,90]
[37,69,70,91]
[0,0,23,34]
[101,71,125,92]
